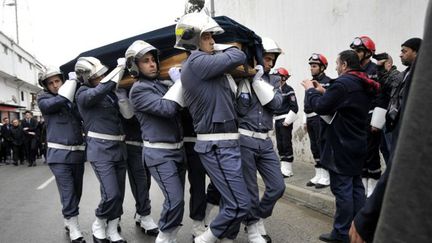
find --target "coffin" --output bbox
[60,16,263,87]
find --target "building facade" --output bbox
[0,31,43,122]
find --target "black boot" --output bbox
[92,235,109,243]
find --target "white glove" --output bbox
[68,72,77,80]
[100,63,125,84]
[253,65,264,81]
[168,67,181,82]
[115,88,128,100]
[117,57,126,67]
[117,90,134,119]
[213,43,234,52]
[58,79,78,103]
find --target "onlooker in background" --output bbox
[302,50,379,243]
[1,117,13,164]
[350,36,383,197]
[304,53,332,188]
[21,110,38,167]
[36,116,47,164]
[10,119,25,166]
[349,37,422,243]
[372,53,401,167]
[273,67,299,177]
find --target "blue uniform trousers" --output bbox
[185,142,221,220]
[240,138,285,224]
[198,145,250,239]
[306,116,322,166]
[274,120,294,162]
[126,144,151,216]
[145,147,185,232]
[329,170,365,242]
[49,163,84,218]
[91,160,127,220]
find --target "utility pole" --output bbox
[5,0,19,44]
[210,0,215,17]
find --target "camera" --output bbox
[373,52,389,61]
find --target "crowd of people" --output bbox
[11,11,422,243]
[0,113,47,167]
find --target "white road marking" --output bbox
[37,176,55,190]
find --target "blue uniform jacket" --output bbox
[76,81,126,162]
[274,82,298,116]
[37,91,85,164]
[129,78,183,143]
[237,78,282,149]
[305,73,372,176]
[304,73,331,114]
[181,47,246,153]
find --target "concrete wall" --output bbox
[205,0,429,163]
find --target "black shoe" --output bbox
[92,235,109,243]
[306,181,316,187]
[71,237,86,243]
[315,183,329,189]
[110,240,127,243]
[13,162,18,166]
[319,233,343,242]
[142,227,159,236]
[28,164,33,167]
[262,234,272,243]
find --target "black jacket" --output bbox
[10,125,25,146]
[305,72,374,175]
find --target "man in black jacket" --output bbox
[1,117,13,164]
[302,50,379,243]
[349,38,422,243]
[21,110,38,167]
[10,119,25,166]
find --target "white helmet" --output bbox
[262,37,282,55]
[174,12,224,51]
[125,40,159,78]
[38,66,63,89]
[74,57,108,84]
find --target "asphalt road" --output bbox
[0,161,332,243]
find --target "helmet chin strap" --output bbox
[139,71,160,81]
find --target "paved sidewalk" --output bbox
[259,161,336,217]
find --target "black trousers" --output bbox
[24,137,37,164]
[307,116,322,167]
[275,120,294,162]
[363,128,382,180]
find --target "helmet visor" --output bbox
[350,37,365,50]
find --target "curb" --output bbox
[258,178,335,217]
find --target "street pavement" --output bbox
[0,159,333,243]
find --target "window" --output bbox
[21,91,24,101]
[2,44,7,54]
[18,56,22,63]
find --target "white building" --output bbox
[0,31,43,121]
[205,0,429,162]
